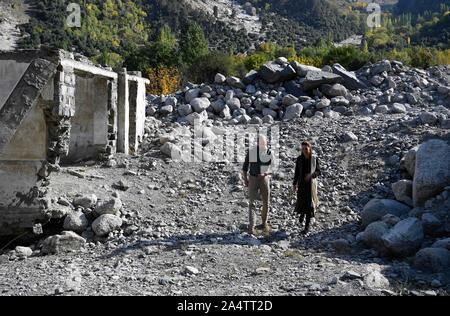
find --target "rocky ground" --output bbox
[1,59,450,296]
[0,116,449,296]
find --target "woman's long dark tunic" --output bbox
[293,155,320,215]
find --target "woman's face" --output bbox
[302,145,311,156]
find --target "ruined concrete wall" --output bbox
[0,161,47,235]
[0,59,30,109]
[0,53,57,236]
[64,75,109,162]
[0,104,47,160]
[0,49,146,235]
[0,51,46,109]
[0,105,48,235]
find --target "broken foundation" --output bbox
[0,48,149,235]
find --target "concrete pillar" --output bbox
[128,80,138,154]
[117,69,129,154]
[107,78,118,156]
[92,77,109,148]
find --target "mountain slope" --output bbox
[395,0,450,14]
[18,0,367,54]
[0,0,31,51]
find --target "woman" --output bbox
[293,141,321,235]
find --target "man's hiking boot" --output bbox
[248,227,256,236]
[263,224,271,234]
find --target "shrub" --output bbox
[322,45,372,70]
[147,67,181,95]
[92,52,124,68]
[434,49,450,65]
[187,53,235,83]
[291,55,323,68]
[409,46,434,68]
[243,53,271,72]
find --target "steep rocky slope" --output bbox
[0,0,30,51]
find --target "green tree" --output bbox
[180,22,209,67]
[149,25,178,67]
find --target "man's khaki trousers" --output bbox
[248,175,270,230]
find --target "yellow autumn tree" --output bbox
[147,67,182,95]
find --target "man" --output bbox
[242,135,272,235]
[293,141,320,235]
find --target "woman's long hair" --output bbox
[301,141,313,157]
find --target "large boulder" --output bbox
[413,139,450,206]
[421,212,443,237]
[321,83,348,98]
[15,246,33,258]
[432,238,450,250]
[400,146,418,177]
[243,70,259,84]
[190,97,211,113]
[185,88,200,103]
[214,73,226,84]
[95,198,123,217]
[259,61,297,84]
[291,61,321,77]
[262,108,277,118]
[316,98,331,109]
[186,111,208,125]
[73,194,97,209]
[41,231,86,254]
[414,247,450,273]
[165,96,177,107]
[371,60,392,76]
[226,98,241,111]
[392,180,413,206]
[178,104,193,117]
[160,105,173,115]
[226,76,245,89]
[382,218,424,257]
[92,214,123,237]
[363,265,390,290]
[361,199,411,227]
[282,94,299,106]
[211,99,226,113]
[332,64,367,90]
[302,71,343,91]
[63,211,89,233]
[160,142,182,159]
[283,103,303,121]
[284,81,308,98]
[357,221,389,250]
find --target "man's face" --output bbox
[302,145,311,156]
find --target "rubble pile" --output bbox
[147,58,450,129]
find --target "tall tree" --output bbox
[179,22,209,67]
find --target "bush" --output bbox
[383,49,413,65]
[322,46,372,70]
[409,46,434,68]
[147,67,181,95]
[434,49,450,65]
[290,55,323,68]
[243,53,271,72]
[187,53,235,83]
[92,52,124,68]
